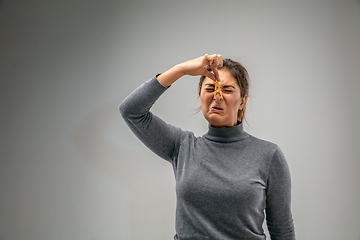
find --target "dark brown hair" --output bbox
[198,58,250,122]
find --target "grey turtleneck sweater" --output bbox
[119,76,295,240]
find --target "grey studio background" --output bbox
[1,0,360,239]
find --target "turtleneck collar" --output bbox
[203,121,249,143]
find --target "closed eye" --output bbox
[204,83,215,92]
[222,85,235,93]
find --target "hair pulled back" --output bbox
[198,58,250,122]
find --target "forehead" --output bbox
[202,69,239,87]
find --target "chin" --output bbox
[208,117,237,128]
[204,113,234,127]
[207,118,227,128]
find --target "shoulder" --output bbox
[244,135,291,180]
[175,128,198,146]
[245,134,288,165]
[245,134,279,153]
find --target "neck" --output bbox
[204,121,248,143]
[209,120,239,128]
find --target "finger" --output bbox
[209,54,223,68]
[206,54,219,67]
[203,54,211,65]
[217,54,223,67]
[213,55,219,67]
[213,67,220,81]
[203,69,216,81]
[212,54,223,68]
[204,54,223,68]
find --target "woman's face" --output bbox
[199,69,247,128]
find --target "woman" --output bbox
[119,54,295,240]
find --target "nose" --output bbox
[214,79,222,99]
[214,87,223,100]
[213,89,223,100]
[213,80,223,99]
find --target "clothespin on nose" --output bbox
[213,79,223,99]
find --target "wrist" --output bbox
[172,63,187,78]
[157,64,185,87]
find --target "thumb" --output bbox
[203,70,216,81]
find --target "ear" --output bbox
[239,95,248,110]
[198,90,202,108]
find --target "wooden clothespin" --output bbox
[213,79,223,99]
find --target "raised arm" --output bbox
[119,54,223,162]
[157,54,223,87]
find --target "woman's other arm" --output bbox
[266,147,295,239]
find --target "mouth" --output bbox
[210,105,225,113]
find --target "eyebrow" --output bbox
[222,85,235,89]
[204,83,235,89]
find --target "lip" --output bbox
[210,104,225,113]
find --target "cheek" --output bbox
[226,95,242,110]
[200,93,213,107]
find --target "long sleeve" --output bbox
[266,146,295,239]
[119,76,185,162]
[120,75,295,239]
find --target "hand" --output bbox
[157,54,223,87]
[177,54,223,81]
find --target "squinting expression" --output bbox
[199,69,246,128]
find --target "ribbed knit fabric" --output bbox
[119,76,295,240]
